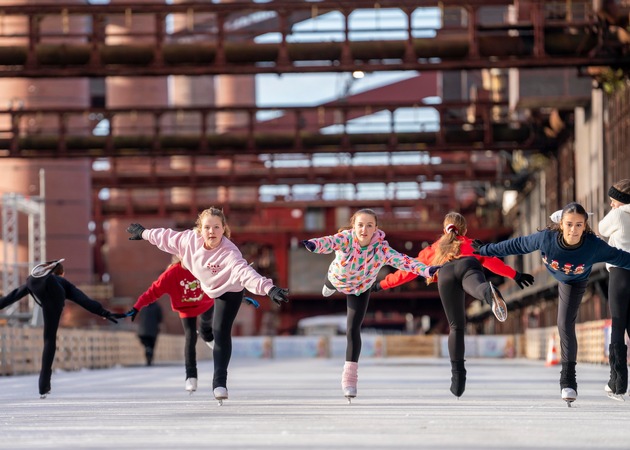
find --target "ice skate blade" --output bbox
[607,392,625,402]
[489,282,508,322]
[345,395,355,404]
[565,400,575,407]
[217,399,223,406]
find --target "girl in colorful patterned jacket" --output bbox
[126,207,289,405]
[128,259,260,394]
[301,208,440,402]
[598,179,630,400]
[473,202,630,406]
[372,211,534,398]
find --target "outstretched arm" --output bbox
[0,284,30,310]
[378,246,433,291]
[56,277,114,319]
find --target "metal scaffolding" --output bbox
[1,170,46,324]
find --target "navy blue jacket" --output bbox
[478,230,630,284]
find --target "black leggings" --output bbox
[180,306,214,379]
[346,291,371,362]
[608,267,630,345]
[40,304,63,395]
[211,291,243,389]
[27,275,65,395]
[437,257,491,362]
[557,280,588,362]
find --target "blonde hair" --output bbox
[430,212,468,266]
[195,207,231,239]
[613,179,630,194]
[338,208,378,233]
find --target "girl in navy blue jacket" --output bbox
[474,202,630,406]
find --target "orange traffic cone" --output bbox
[545,335,559,366]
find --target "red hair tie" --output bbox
[444,224,458,235]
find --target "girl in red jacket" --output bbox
[373,212,534,397]
[131,260,215,393]
[130,259,260,394]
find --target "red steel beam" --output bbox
[0,1,620,77]
[0,101,552,157]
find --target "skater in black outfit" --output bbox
[136,302,163,366]
[0,260,119,398]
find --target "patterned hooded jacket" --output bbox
[306,229,429,295]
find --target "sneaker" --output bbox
[488,282,508,322]
[561,387,577,402]
[185,378,197,392]
[322,285,336,297]
[213,387,228,400]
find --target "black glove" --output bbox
[127,223,146,240]
[102,311,119,324]
[514,272,535,289]
[301,240,316,252]
[371,282,383,293]
[125,307,139,321]
[471,239,484,254]
[268,286,289,306]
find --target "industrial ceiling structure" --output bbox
[1,0,629,332]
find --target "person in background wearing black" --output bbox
[0,259,120,398]
[136,302,163,367]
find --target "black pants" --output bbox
[40,303,63,395]
[346,291,371,362]
[180,305,214,379]
[608,267,630,345]
[437,257,490,362]
[138,335,157,365]
[557,280,588,362]
[27,275,65,395]
[212,291,243,389]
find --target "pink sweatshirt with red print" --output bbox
[134,262,214,319]
[306,229,429,296]
[142,228,274,299]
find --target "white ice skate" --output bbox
[39,392,50,399]
[322,285,336,297]
[185,377,197,394]
[604,383,625,402]
[341,361,358,404]
[488,282,508,322]
[343,386,357,404]
[213,387,228,406]
[31,259,65,278]
[561,387,577,407]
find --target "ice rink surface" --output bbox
[0,357,627,449]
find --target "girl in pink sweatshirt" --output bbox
[301,208,439,402]
[127,207,289,404]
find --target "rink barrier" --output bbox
[0,320,610,376]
